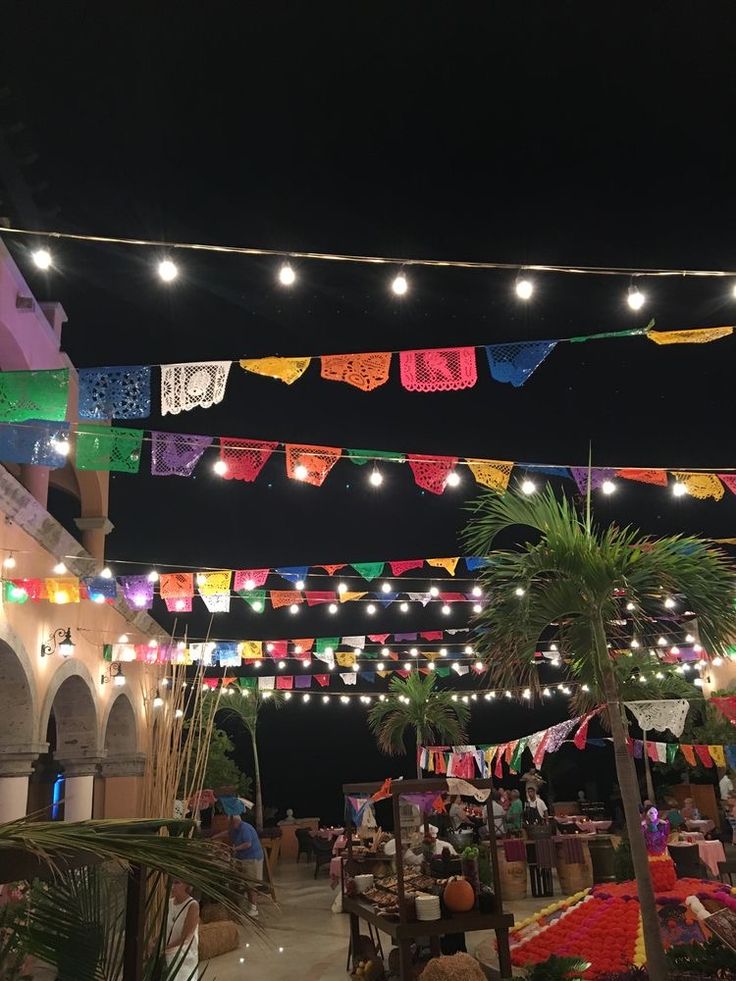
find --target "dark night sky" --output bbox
[3,3,736,820]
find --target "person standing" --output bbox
[216,814,264,917]
[165,880,199,980]
[506,789,524,834]
[720,769,734,800]
[523,786,548,825]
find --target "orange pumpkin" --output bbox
[442,876,475,913]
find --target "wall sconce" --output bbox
[40,627,75,658]
[101,662,125,687]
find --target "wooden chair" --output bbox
[295,827,314,863]
[312,836,334,878]
[718,859,736,885]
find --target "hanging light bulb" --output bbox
[630,639,640,649]
[464,645,473,655]
[471,585,482,597]
[294,464,308,480]
[369,468,383,487]
[521,479,536,495]
[278,660,286,669]
[399,601,409,612]
[429,586,439,597]
[515,276,534,300]
[445,471,461,488]
[323,695,330,703]
[391,272,408,295]
[337,582,347,594]
[542,687,551,697]
[153,690,164,708]
[376,662,385,671]
[657,636,667,646]
[366,603,376,614]
[473,603,482,614]
[601,480,616,495]
[32,248,52,270]
[380,581,392,593]
[278,263,296,286]
[685,633,695,643]
[410,647,419,657]
[664,597,676,609]
[302,693,310,702]
[53,561,67,575]
[441,604,451,615]
[514,587,525,597]
[672,481,688,497]
[100,567,113,579]
[147,569,159,583]
[157,259,178,282]
[254,660,262,669]
[439,648,448,657]
[403,662,411,671]
[626,601,635,611]
[627,284,645,310]
[328,603,338,614]
[213,459,228,476]
[3,553,16,569]
[289,603,299,614]
[475,660,484,671]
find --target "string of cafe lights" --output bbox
[7,224,736,310]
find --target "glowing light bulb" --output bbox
[340,695,349,704]
[657,636,667,646]
[581,684,589,692]
[254,660,262,668]
[403,662,411,671]
[441,604,451,615]
[664,597,675,609]
[672,481,688,497]
[472,585,482,597]
[213,459,228,476]
[369,469,383,486]
[158,259,178,282]
[381,581,392,593]
[328,603,338,614]
[302,693,310,702]
[427,662,435,670]
[521,479,536,495]
[148,570,159,582]
[284,692,292,700]
[175,708,184,718]
[473,603,482,613]
[693,678,704,688]
[601,480,616,495]
[366,603,376,614]
[148,638,158,648]
[445,471,461,487]
[381,647,390,656]
[400,601,409,612]
[52,437,70,456]
[627,285,645,310]
[53,561,67,575]
[376,662,384,671]
[522,688,531,699]
[464,645,473,655]
[391,273,408,295]
[99,567,112,579]
[514,587,525,597]
[278,660,286,669]
[153,691,164,708]
[440,648,448,657]
[323,695,330,703]
[626,601,635,611]
[550,643,558,652]
[429,586,439,597]
[504,690,512,698]
[713,656,724,666]
[410,647,418,657]
[289,603,300,614]
[685,633,695,643]
[3,554,15,569]
[655,672,664,680]
[542,688,551,697]
[294,464,308,480]
[337,582,347,595]
[32,248,52,270]
[475,660,484,671]
[630,639,640,649]
[175,599,185,611]
[515,277,534,300]
[278,263,296,286]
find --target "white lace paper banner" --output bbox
[314,650,335,671]
[161,361,231,416]
[340,672,357,685]
[258,676,275,690]
[446,777,490,802]
[625,699,690,737]
[201,593,231,613]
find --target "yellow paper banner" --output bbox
[709,744,726,768]
[427,557,460,576]
[46,577,80,604]
[467,459,514,494]
[240,356,311,385]
[340,591,366,604]
[197,571,232,595]
[336,651,357,668]
[239,641,263,660]
[671,471,725,501]
[648,326,733,345]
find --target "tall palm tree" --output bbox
[215,689,283,832]
[368,673,471,778]
[464,486,736,981]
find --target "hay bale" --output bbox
[199,902,229,924]
[198,921,239,961]
[419,952,486,981]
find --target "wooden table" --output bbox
[343,896,514,979]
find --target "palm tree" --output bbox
[367,673,470,778]
[215,688,283,832]
[463,486,736,981]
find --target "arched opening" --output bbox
[104,693,137,758]
[0,641,35,748]
[50,674,99,761]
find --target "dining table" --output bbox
[685,818,716,835]
[670,837,725,876]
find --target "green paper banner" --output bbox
[238,677,257,689]
[347,448,406,466]
[3,581,28,604]
[239,589,266,612]
[76,424,143,473]
[315,636,339,654]
[666,743,679,765]
[0,368,69,422]
[352,562,385,581]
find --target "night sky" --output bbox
[2,5,736,822]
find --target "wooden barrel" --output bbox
[588,835,616,883]
[497,846,528,900]
[555,838,593,895]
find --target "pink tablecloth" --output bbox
[329,856,343,888]
[686,819,715,835]
[670,838,725,876]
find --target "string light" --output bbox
[254,660,262,668]
[284,692,292,700]
[289,604,299,614]
[175,708,184,718]
[323,695,330,703]
[294,464,308,480]
[713,656,724,666]
[380,581,392,593]
[630,639,640,649]
[471,586,482,597]
[213,459,228,476]
[278,263,296,286]
[475,660,484,671]
[53,561,67,575]
[521,479,536,495]
[445,471,461,488]
[627,284,645,310]
[278,660,286,669]
[369,468,383,487]
[601,480,616,495]
[626,601,635,611]
[515,277,534,300]
[672,481,688,497]
[157,259,178,282]
[429,586,439,597]
[664,597,675,609]
[328,603,338,614]
[100,567,113,579]
[514,586,525,597]
[391,273,408,295]
[366,603,376,614]
[147,570,159,582]
[3,553,15,569]
[153,690,164,708]
[403,662,411,671]
[400,602,409,612]
[51,436,70,456]
[657,636,667,646]
[472,603,482,613]
[32,248,52,270]
[685,633,695,643]
[441,604,451,615]
[337,583,347,594]
[440,648,448,656]
[376,662,384,671]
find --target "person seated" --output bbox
[682,797,700,822]
[449,795,470,830]
[663,797,684,831]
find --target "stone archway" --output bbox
[0,639,40,821]
[103,692,138,758]
[100,691,144,818]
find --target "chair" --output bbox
[526,826,555,897]
[718,859,736,885]
[295,827,314,863]
[312,836,334,878]
[668,844,703,879]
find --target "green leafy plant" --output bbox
[367,673,470,778]
[666,936,736,974]
[178,722,252,798]
[463,485,736,981]
[525,955,591,981]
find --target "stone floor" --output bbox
[207,863,552,980]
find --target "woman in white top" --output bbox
[165,880,199,980]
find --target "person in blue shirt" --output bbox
[214,815,264,917]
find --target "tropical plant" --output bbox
[525,955,591,981]
[178,722,252,798]
[367,673,470,777]
[0,816,261,979]
[463,485,736,981]
[214,688,283,832]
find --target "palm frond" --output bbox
[367,673,469,757]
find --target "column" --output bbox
[100,754,146,818]
[18,464,50,508]
[0,745,46,821]
[58,758,103,821]
[73,516,114,563]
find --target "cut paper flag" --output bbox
[647,326,733,345]
[240,356,311,385]
[352,562,384,581]
[347,448,405,465]
[340,672,357,685]
[625,699,690,737]
[711,697,736,724]
[407,454,459,495]
[234,569,270,590]
[320,352,391,392]
[399,347,477,392]
[120,576,155,610]
[240,641,263,660]
[276,566,309,585]
[390,559,424,576]
[220,437,278,482]
[671,471,725,501]
[0,368,69,422]
[197,571,232,595]
[0,420,70,469]
[238,591,265,614]
[161,361,231,415]
[151,431,213,476]
[467,459,513,494]
[165,595,191,612]
[160,572,194,599]
[286,443,342,486]
[709,745,726,768]
[340,591,366,603]
[718,474,736,495]
[485,341,557,387]
[270,590,303,609]
[46,577,80,604]
[83,576,117,602]
[427,557,459,576]
[570,468,616,494]
[76,425,143,473]
[258,676,275,691]
[616,468,668,486]
[680,744,697,766]
[276,676,294,690]
[694,745,714,768]
[201,593,231,613]
[78,366,151,420]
